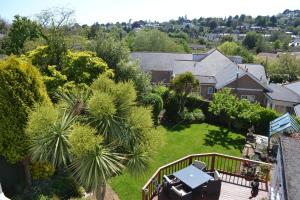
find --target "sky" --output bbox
[0,0,299,25]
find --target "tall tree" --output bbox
[0,56,50,185]
[171,72,199,113]
[5,15,41,55]
[92,30,129,69]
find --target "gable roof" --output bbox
[173,49,246,89]
[285,81,300,97]
[266,83,300,103]
[173,49,270,90]
[269,113,300,137]
[130,52,192,71]
[131,50,270,91]
[238,64,268,84]
[279,136,300,200]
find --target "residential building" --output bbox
[131,49,300,115]
[265,83,300,114]
[131,49,270,105]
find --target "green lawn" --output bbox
[110,123,245,200]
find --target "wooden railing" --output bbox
[141,153,272,200]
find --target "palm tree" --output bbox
[70,145,125,200]
[28,111,76,168]
[55,88,91,116]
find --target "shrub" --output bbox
[183,108,205,123]
[164,90,181,122]
[254,108,279,135]
[192,108,205,122]
[141,93,163,126]
[52,175,84,200]
[0,56,50,163]
[30,161,55,180]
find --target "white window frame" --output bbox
[241,95,256,102]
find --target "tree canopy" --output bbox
[0,56,50,163]
[130,29,186,52]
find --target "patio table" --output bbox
[173,165,213,190]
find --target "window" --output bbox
[241,95,256,102]
[208,87,214,94]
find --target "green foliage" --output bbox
[183,108,205,123]
[130,29,186,52]
[242,32,270,53]
[44,28,67,68]
[27,110,76,168]
[52,175,84,199]
[63,50,112,84]
[141,93,163,126]
[209,88,239,128]
[116,60,151,99]
[218,41,254,63]
[0,56,50,163]
[30,161,55,180]
[92,30,129,69]
[26,104,59,138]
[69,124,103,157]
[266,54,300,83]
[243,32,258,49]
[43,65,68,95]
[70,145,124,191]
[171,72,199,113]
[209,88,279,134]
[5,15,41,55]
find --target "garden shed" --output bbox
[269,113,300,146]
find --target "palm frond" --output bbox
[29,111,77,168]
[126,145,150,176]
[55,88,91,115]
[70,144,125,191]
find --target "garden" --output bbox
[110,123,245,200]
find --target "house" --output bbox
[131,49,299,114]
[265,83,300,114]
[271,136,300,200]
[131,49,271,105]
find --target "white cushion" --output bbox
[171,186,182,196]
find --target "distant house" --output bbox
[266,83,300,114]
[130,49,299,115]
[271,136,300,200]
[131,49,270,105]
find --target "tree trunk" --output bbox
[21,155,32,187]
[95,181,107,200]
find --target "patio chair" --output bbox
[207,170,221,180]
[193,160,206,171]
[170,184,192,200]
[162,174,181,194]
[201,178,222,199]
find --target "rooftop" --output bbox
[284,81,300,97]
[266,83,300,103]
[280,136,300,200]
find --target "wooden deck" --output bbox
[153,173,269,200]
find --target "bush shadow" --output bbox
[204,127,244,151]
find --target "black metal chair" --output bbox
[170,184,192,200]
[162,174,181,195]
[193,160,206,171]
[201,178,222,199]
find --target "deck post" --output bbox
[211,154,216,171]
[188,156,193,165]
